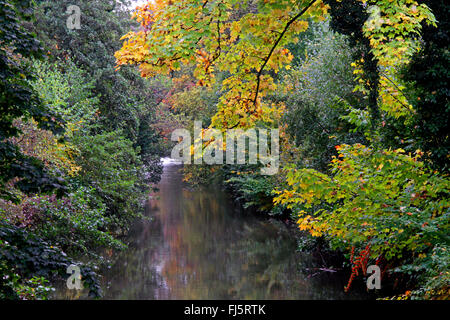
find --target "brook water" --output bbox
[57,160,362,299]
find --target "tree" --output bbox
[403,0,450,171]
[0,0,66,200]
[34,0,157,143]
[324,0,380,123]
[115,0,435,130]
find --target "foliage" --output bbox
[14,276,54,300]
[1,0,165,300]
[276,21,365,171]
[169,85,220,126]
[14,188,125,258]
[30,58,99,129]
[116,0,434,130]
[34,0,154,142]
[71,130,146,230]
[116,1,447,298]
[0,0,66,201]
[402,0,450,172]
[274,144,449,296]
[116,0,328,129]
[10,119,81,177]
[0,222,101,298]
[396,244,450,299]
[224,171,281,215]
[0,0,447,301]
[34,0,166,176]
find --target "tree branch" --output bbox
[253,0,318,105]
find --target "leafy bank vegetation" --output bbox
[0,0,165,299]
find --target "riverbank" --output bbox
[217,163,449,300]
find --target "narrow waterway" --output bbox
[55,160,363,299]
[89,160,361,300]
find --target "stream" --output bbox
[57,159,362,299]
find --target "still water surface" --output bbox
[59,161,361,299]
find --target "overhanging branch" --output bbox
[253,0,318,105]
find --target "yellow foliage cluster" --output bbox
[115,0,329,130]
[115,0,435,129]
[11,119,81,176]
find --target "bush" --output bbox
[20,187,125,259]
[274,144,450,296]
[225,172,282,215]
[0,222,101,299]
[71,130,146,230]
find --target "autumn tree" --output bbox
[116,0,435,131]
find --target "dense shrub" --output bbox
[20,188,125,257]
[71,130,146,230]
[274,144,450,297]
[0,222,101,299]
[0,1,164,300]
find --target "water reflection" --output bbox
[92,163,359,300]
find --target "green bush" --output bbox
[21,187,125,259]
[71,130,146,230]
[274,144,450,296]
[225,173,282,215]
[0,222,101,298]
[30,58,99,129]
